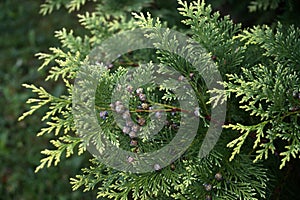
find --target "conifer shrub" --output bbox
[20,0,300,199]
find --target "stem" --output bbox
[148,100,191,113]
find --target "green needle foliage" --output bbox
[248,0,293,12]
[19,0,300,199]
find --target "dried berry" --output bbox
[155,111,162,119]
[131,124,139,132]
[205,195,212,200]
[126,120,134,127]
[129,131,137,138]
[171,123,178,130]
[130,139,138,146]
[127,156,134,163]
[126,85,133,93]
[189,72,194,79]
[122,126,130,134]
[115,101,122,105]
[170,163,175,171]
[215,172,222,181]
[115,104,125,113]
[194,107,200,117]
[138,118,146,126]
[141,103,149,109]
[178,75,185,81]
[154,163,161,171]
[122,110,130,119]
[99,111,108,119]
[109,103,115,109]
[107,63,113,69]
[139,93,146,101]
[204,183,212,191]
[136,88,143,94]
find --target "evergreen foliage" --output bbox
[248,0,292,12]
[19,0,300,199]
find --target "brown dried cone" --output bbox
[127,156,134,163]
[204,183,212,191]
[170,163,176,171]
[130,139,138,146]
[141,103,149,109]
[139,93,146,101]
[215,172,223,181]
[138,117,146,126]
[154,163,161,171]
[129,131,137,138]
[211,55,217,61]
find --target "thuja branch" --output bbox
[95,102,192,114]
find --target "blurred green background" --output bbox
[0,0,97,199]
[0,0,299,199]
